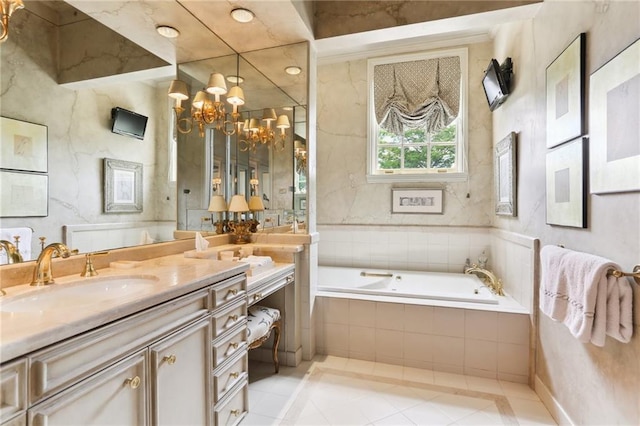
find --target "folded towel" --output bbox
[0,227,32,261]
[540,245,633,346]
[195,232,209,252]
[241,255,273,267]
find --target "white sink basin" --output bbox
[0,275,160,313]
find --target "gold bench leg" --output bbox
[272,320,281,374]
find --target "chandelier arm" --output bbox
[175,117,193,134]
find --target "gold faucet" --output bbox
[31,243,76,286]
[465,264,505,296]
[0,240,23,264]
[81,251,109,277]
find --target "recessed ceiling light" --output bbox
[156,25,180,38]
[230,8,254,23]
[285,66,302,75]
[226,75,245,84]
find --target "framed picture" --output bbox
[546,33,586,148]
[0,171,48,217]
[0,117,48,172]
[391,188,444,214]
[104,158,143,213]
[545,137,587,228]
[494,132,517,216]
[589,38,640,194]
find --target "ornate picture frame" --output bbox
[494,132,517,216]
[546,33,586,148]
[545,137,587,228]
[589,38,640,194]
[391,188,444,214]
[104,158,143,213]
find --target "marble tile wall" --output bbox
[316,41,495,227]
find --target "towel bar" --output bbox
[608,265,640,285]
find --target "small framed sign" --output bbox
[391,188,444,214]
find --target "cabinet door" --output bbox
[28,351,147,426]
[149,318,211,426]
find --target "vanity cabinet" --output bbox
[1,272,248,426]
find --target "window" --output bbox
[367,48,468,182]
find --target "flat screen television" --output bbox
[111,107,148,140]
[482,58,512,111]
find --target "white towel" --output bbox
[0,227,32,261]
[241,255,273,267]
[540,245,633,346]
[139,230,155,245]
[195,232,209,252]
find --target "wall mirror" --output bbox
[0,0,308,265]
[176,42,308,234]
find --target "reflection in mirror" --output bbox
[176,42,308,236]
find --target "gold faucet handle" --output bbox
[81,251,110,277]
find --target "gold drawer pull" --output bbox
[230,409,241,417]
[124,376,141,389]
[253,293,263,300]
[227,288,238,297]
[286,275,293,283]
[228,314,238,321]
[229,371,239,379]
[163,354,177,365]
[230,342,239,349]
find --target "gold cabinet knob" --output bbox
[124,376,141,389]
[253,293,263,300]
[163,354,177,365]
[229,314,238,321]
[230,342,239,349]
[286,275,293,283]
[227,288,238,296]
[230,409,241,417]
[229,371,239,379]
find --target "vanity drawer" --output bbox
[28,290,208,405]
[248,271,294,305]
[211,299,247,339]
[210,275,246,310]
[212,324,247,370]
[213,352,247,403]
[0,358,27,423]
[213,380,247,426]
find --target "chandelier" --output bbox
[239,108,290,153]
[0,0,24,43]
[295,139,307,174]
[168,73,244,138]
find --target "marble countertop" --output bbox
[0,254,256,364]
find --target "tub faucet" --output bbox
[465,265,505,296]
[31,243,76,286]
[0,240,23,264]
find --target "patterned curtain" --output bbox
[374,56,461,136]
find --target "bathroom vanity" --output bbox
[0,250,297,426]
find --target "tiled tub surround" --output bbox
[317,225,539,313]
[315,296,530,383]
[316,225,538,384]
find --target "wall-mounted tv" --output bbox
[482,58,513,111]
[111,107,148,140]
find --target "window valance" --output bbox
[374,56,461,136]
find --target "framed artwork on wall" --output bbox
[494,132,517,216]
[545,137,587,228]
[546,33,586,148]
[391,188,444,214]
[104,158,143,213]
[589,38,640,194]
[0,171,48,217]
[0,117,48,172]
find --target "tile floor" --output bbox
[244,356,557,425]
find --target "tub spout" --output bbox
[465,265,504,296]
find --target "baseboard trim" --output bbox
[534,375,574,425]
